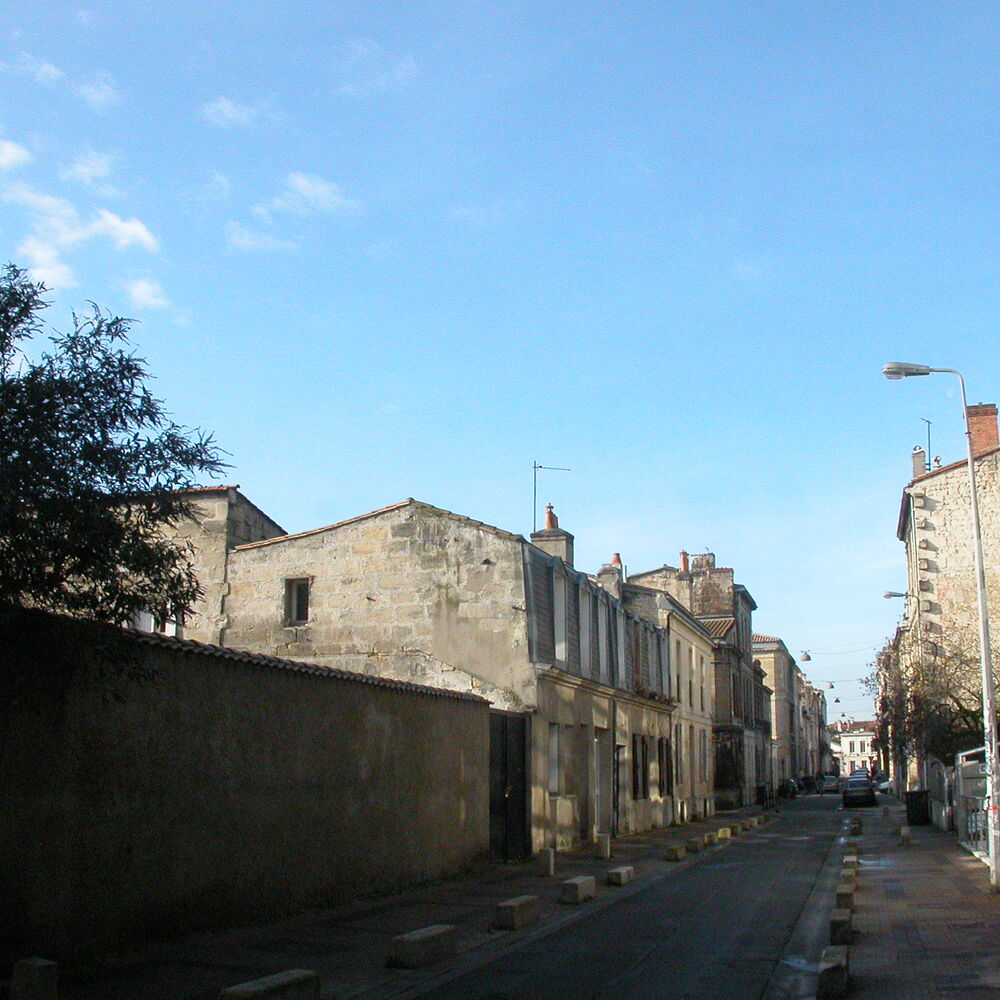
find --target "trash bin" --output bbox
[904,789,931,825]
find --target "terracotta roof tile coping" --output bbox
[752,633,782,643]
[128,628,487,703]
[234,498,527,550]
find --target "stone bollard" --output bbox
[220,969,320,999]
[536,847,555,876]
[882,804,890,817]
[596,832,612,859]
[704,830,719,846]
[686,837,702,853]
[900,825,911,846]
[816,945,850,998]
[10,959,58,1000]
[716,826,732,840]
[664,844,687,862]
[607,865,635,886]
[387,926,458,968]
[829,907,853,945]
[560,875,596,904]
[842,853,858,871]
[835,879,855,910]
[494,895,541,930]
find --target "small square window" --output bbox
[285,578,310,625]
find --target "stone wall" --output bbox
[1,611,489,962]
[906,450,1000,651]
[223,501,537,707]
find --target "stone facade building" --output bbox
[883,402,1000,783]
[625,553,771,809]
[753,634,798,783]
[159,492,717,857]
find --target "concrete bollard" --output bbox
[494,895,541,930]
[220,969,320,999]
[663,844,687,862]
[704,830,718,845]
[596,833,612,859]
[560,875,596,904]
[607,865,635,886]
[387,925,458,968]
[10,959,58,1000]
[717,826,731,840]
[816,945,850,999]
[900,825,911,846]
[835,879,855,910]
[686,837,702,853]
[536,847,555,876]
[829,907,853,945]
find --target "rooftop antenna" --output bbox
[532,461,570,532]
[921,418,932,471]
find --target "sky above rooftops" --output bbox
[6,2,1000,721]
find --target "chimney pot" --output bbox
[611,552,622,566]
[680,550,689,573]
[544,503,558,530]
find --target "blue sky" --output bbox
[5,2,1000,721]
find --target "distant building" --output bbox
[625,553,770,809]
[831,718,878,774]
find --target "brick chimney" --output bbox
[530,503,574,567]
[967,403,999,455]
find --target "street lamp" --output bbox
[883,362,1000,891]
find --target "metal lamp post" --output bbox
[883,362,1000,890]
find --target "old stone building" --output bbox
[882,401,1000,784]
[159,492,716,857]
[753,634,798,783]
[625,553,770,809]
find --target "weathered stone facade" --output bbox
[166,495,708,854]
[626,553,771,809]
[754,634,798,782]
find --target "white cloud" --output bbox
[200,96,270,128]
[125,277,168,309]
[0,139,32,170]
[74,72,120,110]
[205,172,232,199]
[9,53,64,85]
[17,235,77,289]
[226,221,297,252]
[60,150,113,185]
[449,199,522,227]
[3,182,158,289]
[335,40,419,96]
[253,172,358,221]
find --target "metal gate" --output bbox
[489,711,529,861]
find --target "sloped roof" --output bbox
[129,628,486,703]
[234,498,525,551]
[701,617,735,638]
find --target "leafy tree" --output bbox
[0,264,225,624]
[871,633,993,767]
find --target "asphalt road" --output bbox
[412,795,845,1000]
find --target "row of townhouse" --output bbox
[880,401,1000,788]
[155,488,804,858]
[753,635,832,782]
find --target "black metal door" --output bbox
[489,711,529,861]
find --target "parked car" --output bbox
[778,778,798,799]
[818,774,840,794]
[842,775,878,808]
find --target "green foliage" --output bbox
[0,263,225,623]
[874,635,991,766]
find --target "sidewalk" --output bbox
[847,798,1000,1000]
[54,806,769,1000]
[37,798,1000,1000]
